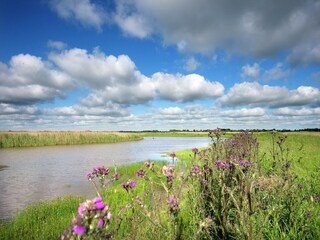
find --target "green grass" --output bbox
[254,132,320,179]
[0,196,84,240]
[0,131,143,148]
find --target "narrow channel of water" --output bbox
[0,137,210,221]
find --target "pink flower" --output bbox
[107,212,112,220]
[73,225,86,236]
[93,196,102,203]
[98,218,104,228]
[95,201,105,210]
[78,203,86,215]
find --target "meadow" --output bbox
[0,131,143,148]
[0,130,319,239]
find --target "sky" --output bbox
[0,0,319,131]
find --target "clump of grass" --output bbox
[0,131,143,148]
[0,196,84,240]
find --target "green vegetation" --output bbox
[0,196,84,240]
[0,131,143,148]
[0,131,319,239]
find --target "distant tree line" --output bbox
[120,128,319,133]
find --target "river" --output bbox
[0,137,210,221]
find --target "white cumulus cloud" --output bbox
[218,82,320,108]
[0,54,75,105]
[153,72,224,102]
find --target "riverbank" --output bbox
[1,131,319,239]
[0,131,143,148]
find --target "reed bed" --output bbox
[0,131,143,148]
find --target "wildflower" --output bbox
[86,172,92,180]
[62,197,113,239]
[112,171,119,181]
[94,196,103,203]
[161,164,175,175]
[95,201,105,210]
[73,225,86,236]
[97,218,104,228]
[78,203,86,215]
[215,160,229,169]
[170,152,176,159]
[121,179,137,190]
[169,196,179,215]
[144,161,150,168]
[202,179,208,186]
[136,168,146,177]
[192,148,199,154]
[239,160,251,166]
[191,165,201,177]
[167,172,174,186]
[107,212,112,220]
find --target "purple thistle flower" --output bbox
[73,225,86,236]
[98,218,104,228]
[170,152,176,158]
[95,201,105,210]
[93,196,102,203]
[130,180,137,188]
[168,196,179,215]
[192,148,199,154]
[136,168,146,177]
[78,203,86,215]
[202,179,208,186]
[144,161,150,168]
[122,179,136,190]
[103,168,110,175]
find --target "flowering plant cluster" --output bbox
[168,196,179,216]
[121,179,137,191]
[61,196,113,239]
[161,164,176,188]
[61,129,319,239]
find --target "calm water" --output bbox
[0,137,210,221]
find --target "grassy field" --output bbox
[0,131,143,148]
[0,131,319,239]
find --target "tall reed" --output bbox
[0,131,143,148]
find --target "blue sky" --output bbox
[0,0,319,131]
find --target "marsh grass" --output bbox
[0,131,143,148]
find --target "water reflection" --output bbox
[0,137,210,221]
